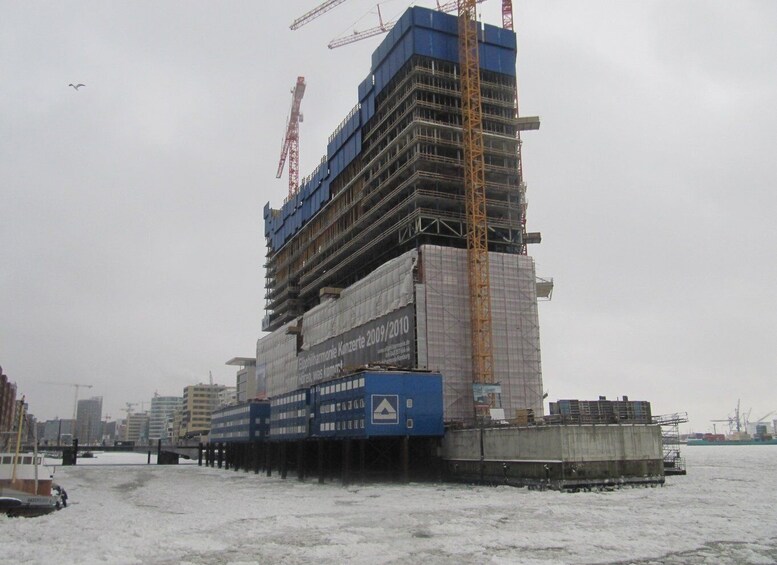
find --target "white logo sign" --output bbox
[372,395,399,425]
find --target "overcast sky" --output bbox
[2,1,775,432]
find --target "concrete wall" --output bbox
[443,425,662,463]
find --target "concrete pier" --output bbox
[442,424,665,490]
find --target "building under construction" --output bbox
[257,5,544,422]
[228,4,664,489]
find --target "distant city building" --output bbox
[148,395,182,444]
[102,420,118,444]
[171,409,184,443]
[76,397,103,444]
[126,412,150,444]
[228,357,258,403]
[179,383,226,440]
[548,396,652,425]
[42,418,76,445]
[0,365,18,440]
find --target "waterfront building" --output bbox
[125,411,150,444]
[228,357,258,403]
[148,394,182,444]
[179,383,226,440]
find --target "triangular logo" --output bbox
[372,395,398,423]
[374,399,396,419]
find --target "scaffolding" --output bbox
[264,55,524,332]
[652,412,688,476]
[257,244,544,423]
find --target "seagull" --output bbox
[68,83,85,91]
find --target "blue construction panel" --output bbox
[423,7,458,35]
[343,136,356,163]
[360,92,375,124]
[483,24,517,49]
[329,153,341,180]
[358,75,373,102]
[481,43,515,75]
[310,371,444,439]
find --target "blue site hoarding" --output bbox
[310,370,444,439]
[264,6,517,253]
[210,401,270,443]
[218,372,443,442]
[269,390,310,441]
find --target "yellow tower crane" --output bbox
[458,1,495,416]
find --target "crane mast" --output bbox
[458,0,494,404]
[276,76,306,198]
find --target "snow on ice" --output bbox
[1,447,776,564]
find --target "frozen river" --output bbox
[2,446,776,564]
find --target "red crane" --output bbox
[502,0,514,30]
[276,76,306,198]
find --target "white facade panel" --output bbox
[301,250,417,349]
[256,323,299,399]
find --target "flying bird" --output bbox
[68,83,85,90]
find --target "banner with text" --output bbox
[297,305,415,387]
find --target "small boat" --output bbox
[0,452,63,517]
[1,396,66,517]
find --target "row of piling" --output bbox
[197,437,441,485]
